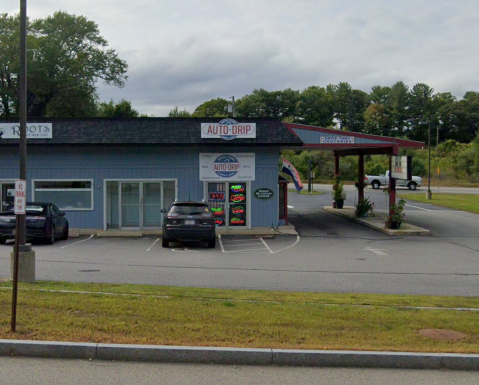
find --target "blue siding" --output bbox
[0,146,280,229]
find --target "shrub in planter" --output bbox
[355,197,374,217]
[331,177,347,209]
[386,199,406,229]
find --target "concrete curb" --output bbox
[323,206,430,236]
[1,340,478,370]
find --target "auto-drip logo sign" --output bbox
[200,153,255,181]
[212,155,241,178]
[0,123,52,139]
[201,118,256,140]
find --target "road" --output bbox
[1,357,478,385]
[0,186,478,296]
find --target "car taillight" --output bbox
[168,213,179,218]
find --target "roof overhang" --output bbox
[283,123,425,156]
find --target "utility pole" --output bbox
[229,96,237,117]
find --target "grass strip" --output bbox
[1,281,478,353]
[399,193,479,214]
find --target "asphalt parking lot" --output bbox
[1,187,478,296]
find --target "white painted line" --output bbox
[259,237,274,254]
[287,205,295,209]
[218,234,225,253]
[271,235,300,254]
[405,204,431,211]
[146,238,160,251]
[225,242,264,248]
[363,247,388,256]
[221,239,263,243]
[61,234,94,249]
[222,248,270,253]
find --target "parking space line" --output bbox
[221,239,261,243]
[224,242,263,247]
[259,237,274,254]
[271,235,300,254]
[222,248,270,253]
[146,238,160,251]
[61,234,94,249]
[218,234,225,252]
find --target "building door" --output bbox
[1,182,15,212]
[106,180,176,230]
[206,182,249,229]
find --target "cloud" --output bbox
[6,0,479,115]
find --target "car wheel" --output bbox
[162,236,169,248]
[62,224,69,240]
[408,182,417,190]
[207,237,216,249]
[45,225,55,245]
[0,237,6,245]
[371,181,381,189]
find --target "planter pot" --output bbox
[335,199,344,209]
[356,211,368,218]
[386,220,402,229]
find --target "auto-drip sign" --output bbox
[254,188,274,200]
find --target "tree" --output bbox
[192,98,228,117]
[97,99,139,118]
[388,81,410,137]
[0,11,128,118]
[408,83,434,141]
[168,106,192,117]
[0,13,20,117]
[295,86,334,126]
[364,103,388,135]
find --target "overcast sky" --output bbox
[5,0,479,116]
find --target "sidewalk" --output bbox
[323,206,430,236]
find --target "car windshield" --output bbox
[170,204,209,215]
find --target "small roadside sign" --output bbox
[14,180,26,215]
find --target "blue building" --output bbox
[0,118,301,231]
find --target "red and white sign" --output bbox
[14,180,27,215]
[201,118,256,140]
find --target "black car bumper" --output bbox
[0,226,45,240]
[164,226,216,241]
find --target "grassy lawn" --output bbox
[288,189,323,195]
[398,193,479,214]
[1,281,479,353]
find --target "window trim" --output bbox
[32,179,94,211]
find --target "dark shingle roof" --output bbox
[0,118,302,146]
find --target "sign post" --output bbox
[11,179,26,332]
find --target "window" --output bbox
[33,180,93,210]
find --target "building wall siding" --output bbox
[1,146,280,229]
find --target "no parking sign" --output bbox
[14,180,26,214]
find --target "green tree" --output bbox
[192,98,228,117]
[168,106,192,117]
[0,13,21,117]
[295,86,334,126]
[408,83,434,141]
[364,103,388,135]
[0,11,128,118]
[97,99,139,118]
[388,81,410,137]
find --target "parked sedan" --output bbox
[0,202,69,245]
[162,201,216,248]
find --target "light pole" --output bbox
[419,121,432,200]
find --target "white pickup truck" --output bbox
[364,171,422,190]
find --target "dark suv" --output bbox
[161,201,216,248]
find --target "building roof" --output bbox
[0,118,425,154]
[0,118,303,146]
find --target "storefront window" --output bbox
[33,180,93,210]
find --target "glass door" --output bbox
[207,182,248,228]
[228,183,247,227]
[143,183,162,227]
[207,183,227,227]
[120,182,141,229]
